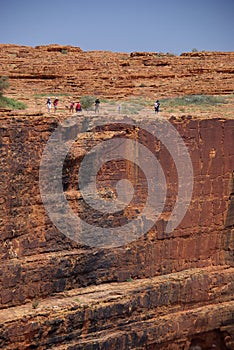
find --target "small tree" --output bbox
[80,95,95,111]
[0,76,9,95]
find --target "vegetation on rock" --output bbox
[0,76,9,95]
[80,95,96,111]
[0,76,26,110]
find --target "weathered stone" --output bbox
[0,45,234,102]
[225,173,234,228]
[0,45,233,349]
[0,267,233,350]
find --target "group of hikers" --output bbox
[46,97,101,114]
[46,97,59,113]
[67,101,82,113]
[46,96,160,114]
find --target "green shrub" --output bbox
[0,95,27,110]
[0,76,26,110]
[32,300,39,309]
[80,95,96,111]
[165,52,176,57]
[126,277,133,282]
[0,76,9,95]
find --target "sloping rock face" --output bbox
[0,45,234,103]
[0,111,233,349]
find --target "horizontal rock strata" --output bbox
[0,44,234,349]
[0,45,234,103]
[0,266,233,350]
[0,112,233,349]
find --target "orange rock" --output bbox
[0,44,233,106]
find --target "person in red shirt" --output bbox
[53,97,59,112]
[69,101,75,113]
[76,101,82,112]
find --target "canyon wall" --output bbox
[0,44,234,104]
[0,44,233,349]
[0,111,233,349]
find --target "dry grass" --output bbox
[99,94,234,119]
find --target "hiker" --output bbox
[76,101,82,112]
[69,101,75,113]
[154,100,160,113]
[95,98,100,113]
[53,97,59,112]
[46,97,51,113]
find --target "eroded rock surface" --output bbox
[0,111,233,349]
[0,45,234,104]
[0,44,233,349]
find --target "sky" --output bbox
[0,0,233,54]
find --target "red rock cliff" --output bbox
[0,44,234,103]
[0,111,233,349]
[0,44,233,349]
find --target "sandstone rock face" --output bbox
[0,110,233,349]
[0,44,233,349]
[0,45,234,104]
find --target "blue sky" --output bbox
[0,0,233,53]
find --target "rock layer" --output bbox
[0,111,233,349]
[0,267,233,350]
[0,45,234,103]
[0,44,234,349]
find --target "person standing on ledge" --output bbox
[53,97,59,113]
[76,101,82,112]
[46,97,51,113]
[154,100,160,113]
[95,98,100,114]
[69,101,75,113]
